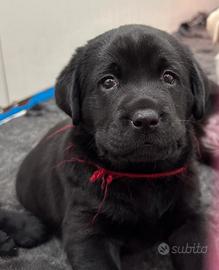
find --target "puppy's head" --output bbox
[55,25,207,166]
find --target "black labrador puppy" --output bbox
[14,25,210,269]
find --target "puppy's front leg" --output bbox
[63,210,121,270]
[168,216,206,270]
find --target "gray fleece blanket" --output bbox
[0,17,218,269]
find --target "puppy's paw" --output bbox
[0,231,18,257]
[12,215,48,248]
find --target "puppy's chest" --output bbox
[105,182,176,225]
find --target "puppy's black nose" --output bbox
[132,109,160,129]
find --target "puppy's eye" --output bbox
[162,71,176,85]
[100,76,118,90]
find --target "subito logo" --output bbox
[157,242,170,255]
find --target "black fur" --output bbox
[0,209,47,257]
[2,25,213,268]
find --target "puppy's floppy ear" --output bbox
[190,60,208,120]
[55,47,84,125]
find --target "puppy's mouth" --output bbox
[96,138,184,163]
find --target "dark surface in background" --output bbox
[0,16,218,269]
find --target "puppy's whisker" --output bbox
[53,159,76,169]
[64,143,75,153]
[176,119,195,125]
[177,120,190,123]
[53,157,87,170]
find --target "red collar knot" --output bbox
[89,165,187,223]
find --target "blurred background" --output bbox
[0,0,218,110]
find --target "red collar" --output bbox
[55,156,187,184]
[89,165,187,185]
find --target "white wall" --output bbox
[0,38,9,108]
[0,0,218,107]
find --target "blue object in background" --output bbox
[0,87,55,124]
